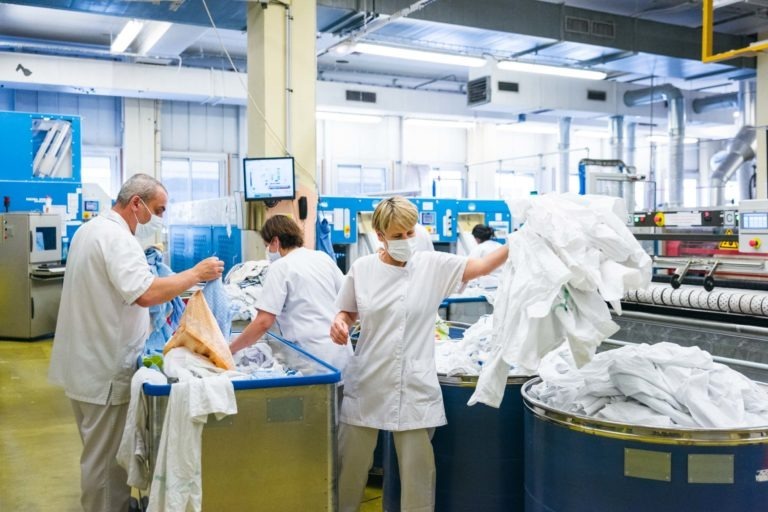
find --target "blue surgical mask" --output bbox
[267,250,281,263]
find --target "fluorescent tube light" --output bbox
[111,20,144,53]
[647,135,699,144]
[316,112,383,124]
[497,60,606,81]
[497,122,558,134]
[137,21,172,55]
[574,129,610,139]
[404,118,476,129]
[353,43,486,68]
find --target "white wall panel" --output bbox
[161,100,239,154]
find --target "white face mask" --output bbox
[386,237,416,262]
[134,199,164,240]
[267,239,281,263]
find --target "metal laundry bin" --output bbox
[383,322,534,512]
[523,377,768,512]
[144,334,340,511]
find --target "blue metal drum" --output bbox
[383,374,533,512]
[523,378,768,512]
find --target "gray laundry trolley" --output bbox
[142,333,340,510]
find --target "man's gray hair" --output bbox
[116,173,167,206]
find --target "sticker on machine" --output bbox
[755,469,768,482]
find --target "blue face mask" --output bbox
[267,238,281,262]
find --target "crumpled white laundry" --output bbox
[469,193,652,408]
[530,342,768,429]
[147,348,239,512]
[117,366,169,490]
[224,260,270,321]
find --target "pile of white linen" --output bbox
[531,342,768,429]
[469,193,652,408]
[223,260,270,321]
[435,315,494,376]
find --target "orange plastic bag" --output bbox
[163,290,235,370]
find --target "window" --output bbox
[428,168,465,198]
[497,171,535,198]
[336,164,388,196]
[81,147,120,198]
[161,155,225,204]
[683,178,699,207]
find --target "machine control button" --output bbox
[654,213,665,226]
[749,238,761,248]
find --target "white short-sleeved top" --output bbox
[257,247,352,372]
[468,239,502,259]
[335,251,467,430]
[48,210,155,405]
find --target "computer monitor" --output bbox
[243,156,296,202]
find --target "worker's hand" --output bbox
[330,315,350,345]
[193,256,224,282]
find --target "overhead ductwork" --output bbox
[692,92,738,114]
[559,116,571,192]
[709,125,756,207]
[623,84,684,208]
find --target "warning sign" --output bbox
[718,240,739,250]
[724,228,734,235]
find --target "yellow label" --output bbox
[718,240,739,250]
[724,228,734,235]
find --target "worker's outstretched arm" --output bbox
[462,243,509,282]
[330,311,358,345]
[134,256,224,307]
[229,309,277,354]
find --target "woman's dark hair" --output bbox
[471,224,494,242]
[261,214,304,249]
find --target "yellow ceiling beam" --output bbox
[702,0,768,63]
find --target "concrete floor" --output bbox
[0,339,383,511]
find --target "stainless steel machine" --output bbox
[0,213,65,339]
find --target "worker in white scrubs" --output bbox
[468,224,504,289]
[229,214,352,372]
[330,196,509,512]
[48,174,224,512]
[468,224,502,258]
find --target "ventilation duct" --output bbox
[709,125,756,207]
[623,84,684,208]
[692,92,738,114]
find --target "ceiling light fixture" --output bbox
[111,19,144,53]
[353,43,486,68]
[497,60,607,81]
[497,122,558,134]
[316,112,383,124]
[404,118,476,129]
[574,129,611,139]
[646,135,699,144]
[137,21,172,55]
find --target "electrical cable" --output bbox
[199,0,318,193]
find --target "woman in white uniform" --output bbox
[468,224,502,259]
[330,197,509,512]
[230,215,352,372]
[468,224,504,288]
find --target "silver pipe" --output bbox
[615,310,768,337]
[610,115,624,162]
[624,84,685,207]
[709,125,756,206]
[625,121,636,169]
[0,38,182,66]
[739,80,757,201]
[558,116,571,193]
[691,92,738,114]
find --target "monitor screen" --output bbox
[243,156,296,202]
[35,226,57,251]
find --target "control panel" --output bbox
[739,199,768,254]
[632,209,737,228]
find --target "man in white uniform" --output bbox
[48,173,224,512]
[330,196,509,512]
[229,214,352,372]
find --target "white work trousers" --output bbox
[338,423,435,512]
[71,399,130,512]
